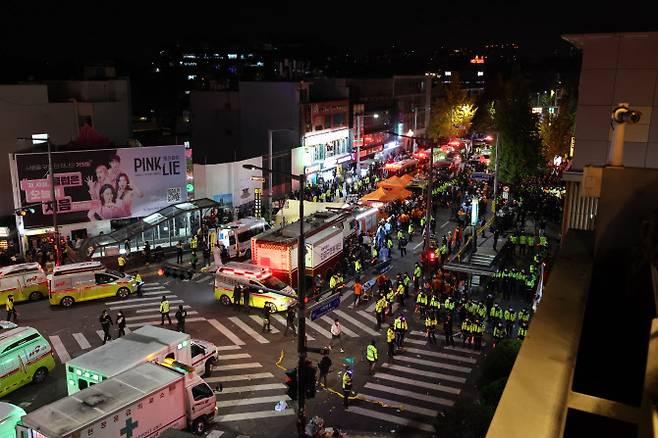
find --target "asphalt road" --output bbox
[2,207,495,438]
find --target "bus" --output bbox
[208,217,271,259]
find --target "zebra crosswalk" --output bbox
[347,330,483,435]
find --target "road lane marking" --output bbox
[126,317,206,328]
[96,330,106,341]
[357,310,377,324]
[393,355,472,373]
[125,311,199,321]
[205,372,273,383]
[382,363,467,384]
[216,395,290,408]
[228,317,269,344]
[333,309,380,336]
[356,394,438,417]
[364,383,455,407]
[72,333,91,350]
[136,305,191,313]
[346,406,434,432]
[196,274,213,283]
[217,345,242,351]
[114,295,177,303]
[217,353,251,361]
[320,315,358,338]
[109,299,184,311]
[214,409,294,422]
[207,319,245,346]
[216,383,286,394]
[373,372,461,395]
[305,320,333,339]
[441,220,450,228]
[271,315,315,340]
[48,335,71,362]
[142,291,173,296]
[404,347,477,364]
[249,315,280,333]
[214,362,262,371]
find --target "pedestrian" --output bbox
[134,272,143,297]
[233,284,242,308]
[425,312,437,345]
[5,295,17,323]
[342,367,353,409]
[330,318,344,353]
[366,340,378,375]
[243,287,251,312]
[375,294,386,330]
[159,296,172,325]
[143,241,151,263]
[386,326,396,358]
[284,305,296,336]
[117,254,127,274]
[100,310,113,344]
[175,304,187,332]
[317,349,331,389]
[443,314,455,347]
[176,240,183,264]
[353,280,363,308]
[261,301,271,332]
[116,311,126,337]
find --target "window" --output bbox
[95,274,115,285]
[444,71,452,77]
[3,333,39,353]
[192,383,214,401]
[191,343,205,358]
[79,379,88,390]
[477,71,484,77]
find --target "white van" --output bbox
[209,217,270,258]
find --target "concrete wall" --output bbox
[565,32,658,170]
[193,156,263,209]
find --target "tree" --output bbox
[539,94,575,161]
[494,76,543,183]
[427,73,476,140]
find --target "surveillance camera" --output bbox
[612,105,642,124]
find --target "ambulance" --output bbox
[48,261,139,308]
[0,325,56,398]
[214,262,297,313]
[208,217,270,259]
[0,263,48,305]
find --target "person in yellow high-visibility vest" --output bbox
[366,340,378,375]
[159,296,172,325]
[5,295,17,323]
[117,255,127,273]
[386,326,396,358]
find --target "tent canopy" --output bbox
[389,187,413,200]
[360,187,398,203]
[377,175,406,189]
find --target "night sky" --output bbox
[3,1,657,60]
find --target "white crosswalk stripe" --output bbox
[305,319,333,339]
[404,347,477,364]
[196,274,213,284]
[320,315,358,338]
[381,363,467,384]
[205,372,273,383]
[213,362,262,372]
[142,291,173,296]
[96,330,107,341]
[208,319,245,346]
[373,372,461,395]
[217,345,242,351]
[249,315,280,333]
[271,315,315,340]
[357,310,377,324]
[49,335,71,363]
[228,317,269,344]
[217,353,251,361]
[126,317,206,328]
[346,406,434,432]
[357,394,438,417]
[216,395,289,408]
[333,309,380,336]
[217,383,285,394]
[143,282,161,287]
[214,409,295,422]
[125,311,199,321]
[72,333,91,350]
[394,355,472,373]
[113,295,177,304]
[363,383,455,407]
[136,305,191,313]
[109,299,184,311]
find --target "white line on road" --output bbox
[136,305,191,313]
[357,310,377,324]
[413,241,424,251]
[207,319,245,346]
[404,347,477,364]
[304,319,333,339]
[373,372,461,395]
[382,362,467,384]
[214,362,262,372]
[48,335,71,363]
[196,274,213,284]
[346,406,434,432]
[364,383,455,407]
[142,285,166,290]
[118,295,177,303]
[126,317,206,328]
[216,395,289,408]
[440,220,450,228]
[72,333,91,350]
[228,317,269,344]
[214,409,294,422]
[249,315,280,333]
[143,282,161,287]
[217,353,251,361]
[125,311,199,321]
[271,315,315,340]
[394,355,472,373]
[142,291,173,296]
[205,372,273,383]
[217,345,242,351]
[96,330,106,341]
[320,315,358,338]
[109,300,184,311]
[216,383,285,394]
[357,393,438,417]
[333,309,380,336]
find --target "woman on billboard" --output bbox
[115,173,143,217]
[88,184,122,221]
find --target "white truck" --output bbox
[17,361,218,437]
[65,325,218,395]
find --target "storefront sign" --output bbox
[13,145,187,228]
[303,128,350,146]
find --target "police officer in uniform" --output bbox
[160,296,172,325]
[386,326,396,358]
[342,367,353,409]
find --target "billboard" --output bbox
[13,145,187,228]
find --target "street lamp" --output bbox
[243,163,307,437]
[267,129,295,222]
[355,113,379,175]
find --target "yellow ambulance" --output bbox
[48,261,139,308]
[0,263,48,305]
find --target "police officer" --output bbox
[134,272,143,296]
[175,304,187,333]
[425,312,437,345]
[100,310,113,344]
[385,287,395,316]
[518,321,528,340]
[493,322,506,348]
[116,311,126,337]
[386,326,396,358]
[5,295,17,323]
[366,340,378,375]
[159,296,172,326]
[443,314,455,347]
[233,284,242,308]
[342,367,353,409]
[375,294,387,330]
[504,306,516,336]
[473,319,484,350]
[261,300,271,333]
[284,305,297,336]
[416,289,428,318]
[413,263,422,290]
[117,254,127,273]
[461,317,471,347]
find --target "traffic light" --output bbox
[16,207,36,217]
[284,368,297,401]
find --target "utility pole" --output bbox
[296,173,307,437]
[424,142,434,252]
[268,130,274,222]
[413,108,418,154]
[355,113,362,175]
[47,139,61,266]
[492,133,500,212]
